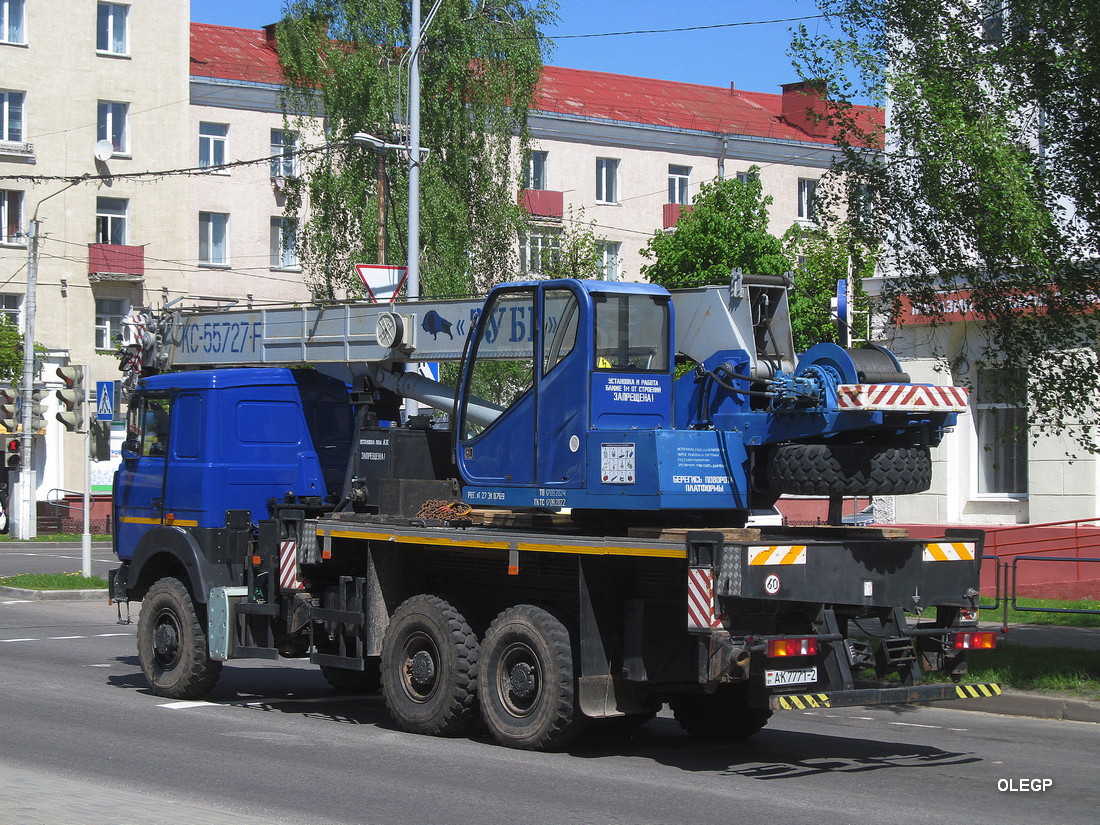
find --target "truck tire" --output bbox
[380,595,479,736]
[670,686,772,741]
[321,659,381,694]
[479,605,584,751]
[136,577,222,699]
[766,442,932,496]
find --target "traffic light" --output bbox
[30,387,47,433]
[6,436,20,469]
[0,386,16,433]
[55,366,86,432]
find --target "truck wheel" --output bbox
[766,442,932,496]
[136,577,222,699]
[479,605,583,751]
[320,659,381,694]
[380,595,479,736]
[670,687,772,741]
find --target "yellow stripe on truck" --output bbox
[748,546,807,566]
[923,542,976,562]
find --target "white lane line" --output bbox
[889,721,945,729]
[0,638,39,643]
[1,600,34,605]
[93,632,132,637]
[158,700,218,710]
[47,635,85,640]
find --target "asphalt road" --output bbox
[0,541,116,579]
[1,598,1097,825]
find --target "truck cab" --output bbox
[114,367,353,599]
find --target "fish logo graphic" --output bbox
[422,310,454,340]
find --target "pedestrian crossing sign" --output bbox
[96,381,115,421]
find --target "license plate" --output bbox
[765,667,818,687]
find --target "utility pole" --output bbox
[15,219,40,539]
[406,0,422,302]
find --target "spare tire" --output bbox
[766,442,932,496]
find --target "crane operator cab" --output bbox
[454,279,747,519]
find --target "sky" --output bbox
[188,0,833,96]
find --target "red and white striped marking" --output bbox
[279,540,304,590]
[688,568,725,630]
[837,384,969,412]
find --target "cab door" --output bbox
[114,393,171,561]
[455,286,537,486]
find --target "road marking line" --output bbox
[0,638,39,643]
[158,700,217,710]
[93,632,132,637]
[47,635,85,640]
[889,722,943,729]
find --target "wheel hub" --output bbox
[507,662,536,699]
[152,616,180,667]
[407,649,436,690]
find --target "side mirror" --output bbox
[122,438,140,459]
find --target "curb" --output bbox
[0,586,108,601]
[936,690,1100,724]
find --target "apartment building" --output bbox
[1,0,191,509]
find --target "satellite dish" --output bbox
[94,139,115,161]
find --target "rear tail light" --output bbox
[767,637,818,657]
[953,631,997,650]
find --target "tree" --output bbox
[532,207,610,280]
[783,221,875,353]
[791,0,1100,447]
[277,0,556,300]
[0,315,24,386]
[640,171,792,289]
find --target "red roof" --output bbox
[190,23,285,86]
[190,23,881,145]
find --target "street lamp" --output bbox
[349,132,430,275]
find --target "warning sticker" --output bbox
[601,443,636,485]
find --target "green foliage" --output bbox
[278,0,556,299]
[792,0,1100,448]
[0,315,22,385]
[640,171,793,289]
[535,207,609,280]
[784,222,876,352]
[0,572,109,589]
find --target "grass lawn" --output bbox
[0,572,109,590]
[982,597,1100,628]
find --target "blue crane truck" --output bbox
[109,275,999,750]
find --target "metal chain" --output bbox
[414,499,473,520]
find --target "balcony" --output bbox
[663,203,692,229]
[519,188,563,220]
[88,244,144,281]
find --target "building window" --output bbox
[1,90,23,142]
[520,227,561,275]
[97,100,129,155]
[199,212,229,265]
[596,158,619,204]
[270,129,298,178]
[0,294,19,327]
[95,297,127,349]
[525,151,547,190]
[599,242,621,281]
[668,165,690,205]
[736,170,759,184]
[1,189,22,244]
[199,122,228,169]
[270,217,299,269]
[95,197,128,245]
[96,3,128,55]
[975,367,1028,496]
[797,178,818,220]
[1,0,25,45]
